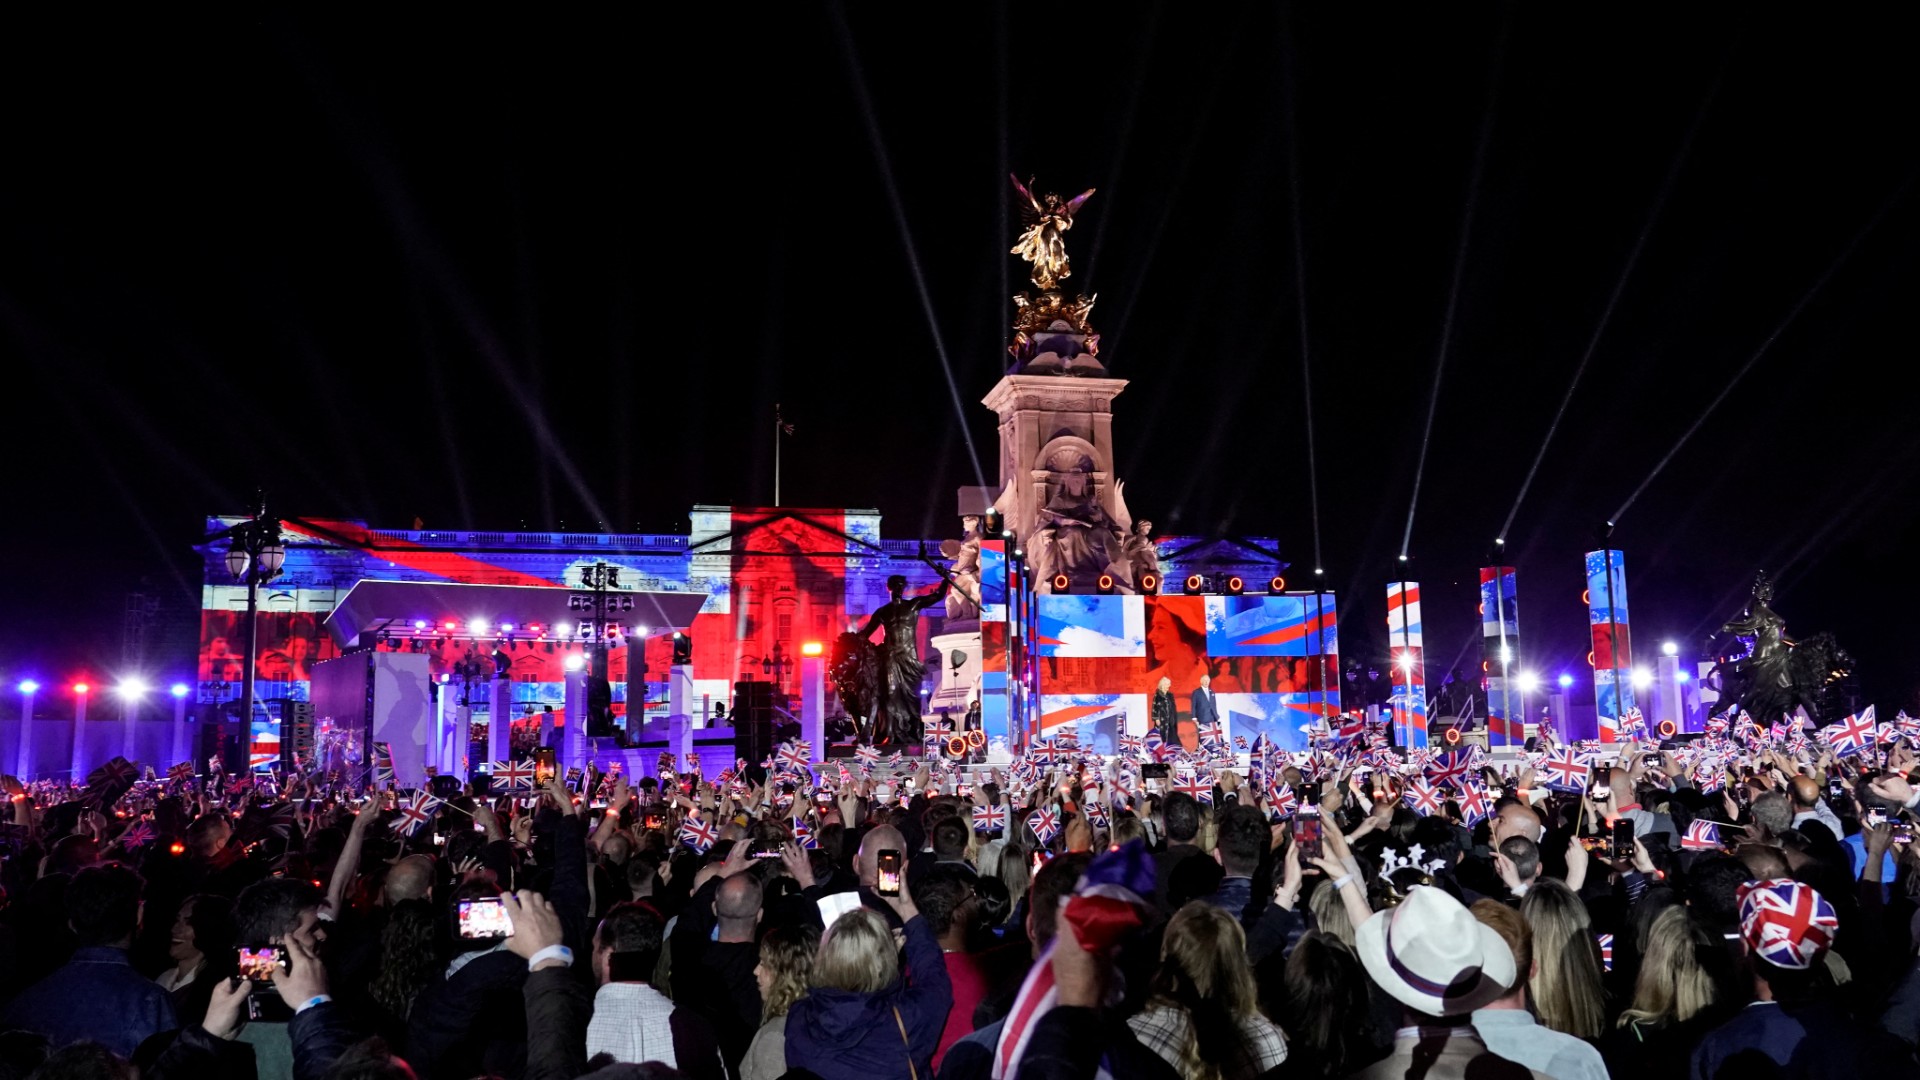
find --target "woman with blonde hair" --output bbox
[1519,878,1607,1039]
[1128,902,1287,1080]
[1600,906,1724,1080]
[783,889,951,1080]
[742,923,819,1080]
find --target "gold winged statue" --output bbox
[1010,175,1095,291]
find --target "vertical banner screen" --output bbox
[1585,549,1633,740]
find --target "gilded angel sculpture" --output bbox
[1010,175,1095,291]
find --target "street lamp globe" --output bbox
[17,680,38,695]
[259,541,287,575]
[225,547,252,580]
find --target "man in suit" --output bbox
[1190,674,1220,736]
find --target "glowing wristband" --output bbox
[527,944,574,970]
[296,995,331,1014]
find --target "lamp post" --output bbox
[761,641,791,692]
[216,503,286,770]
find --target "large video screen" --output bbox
[1035,594,1339,752]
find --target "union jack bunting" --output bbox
[790,816,817,849]
[1402,778,1446,817]
[1027,806,1061,845]
[1682,819,1723,851]
[390,790,441,837]
[972,803,1007,833]
[493,760,537,791]
[1820,707,1876,759]
[1736,879,1837,970]
[678,813,718,853]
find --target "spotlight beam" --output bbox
[829,1,986,491]
[1608,163,1916,527]
[1496,48,1726,544]
[1279,4,1323,576]
[1400,10,1511,560]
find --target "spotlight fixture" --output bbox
[1224,576,1244,595]
[1657,719,1678,738]
[1096,573,1114,594]
[1661,641,1679,657]
[1557,673,1575,689]
[1516,672,1540,693]
[1183,574,1205,594]
[18,680,40,694]
[563,653,586,673]
[1268,575,1286,593]
[1138,572,1159,594]
[1443,726,1461,745]
[170,683,190,698]
[1050,573,1070,592]
[800,641,824,657]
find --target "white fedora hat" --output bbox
[1356,885,1516,1016]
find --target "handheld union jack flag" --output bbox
[1705,715,1731,738]
[679,813,718,853]
[790,816,817,849]
[168,762,194,784]
[1682,819,1723,851]
[1596,933,1614,973]
[1456,783,1492,828]
[118,821,156,850]
[1268,783,1298,818]
[1422,750,1475,790]
[777,742,811,771]
[1172,772,1213,805]
[854,744,881,766]
[1402,778,1446,817]
[372,743,394,787]
[1118,734,1144,759]
[1030,740,1063,765]
[1083,795,1109,830]
[1539,747,1589,792]
[1027,806,1061,845]
[1198,722,1225,747]
[493,760,537,791]
[1619,707,1649,741]
[390,790,441,838]
[1820,707,1876,759]
[972,803,1007,833]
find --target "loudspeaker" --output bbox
[733,681,776,766]
[286,701,315,764]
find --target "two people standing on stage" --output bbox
[1149,673,1219,750]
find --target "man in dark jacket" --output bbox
[1151,792,1216,913]
[3,863,177,1058]
[670,842,765,1076]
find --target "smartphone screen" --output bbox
[238,945,287,982]
[876,849,903,896]
[534,749,557,785]
[1290,809,1323,863]
[457,897,514,939]
[1868,807,1889,827]
[644,814,664,830]
[751,839,782,860]
[1611,818,1635,862]
[1895,823,1914,846]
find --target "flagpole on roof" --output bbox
[774,405,795,507]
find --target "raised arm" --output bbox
[326,797,384,917]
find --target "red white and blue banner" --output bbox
[1479,566,1521,747]
[1585,549,1634,741]
[1387,581,1427,749]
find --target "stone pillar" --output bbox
[488,678,512,766]
[981,374,1131,591]
[69,688,89,782]
[171,693,190,770]
[16,685,36,779]
[800,653,825,753]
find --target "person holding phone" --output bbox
[782,869,952,1080]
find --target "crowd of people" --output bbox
[1,727,1919,1080]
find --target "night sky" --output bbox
[4,6,1918,708]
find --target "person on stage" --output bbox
[1150,676,1177,742]
[1190,673,1220,736]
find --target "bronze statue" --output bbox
[1124,518,1159,585]
[851,575,948,746]
[1010,175,1095,291]
[1711,572,1855,726]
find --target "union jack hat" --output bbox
[1737,879,1837,971]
